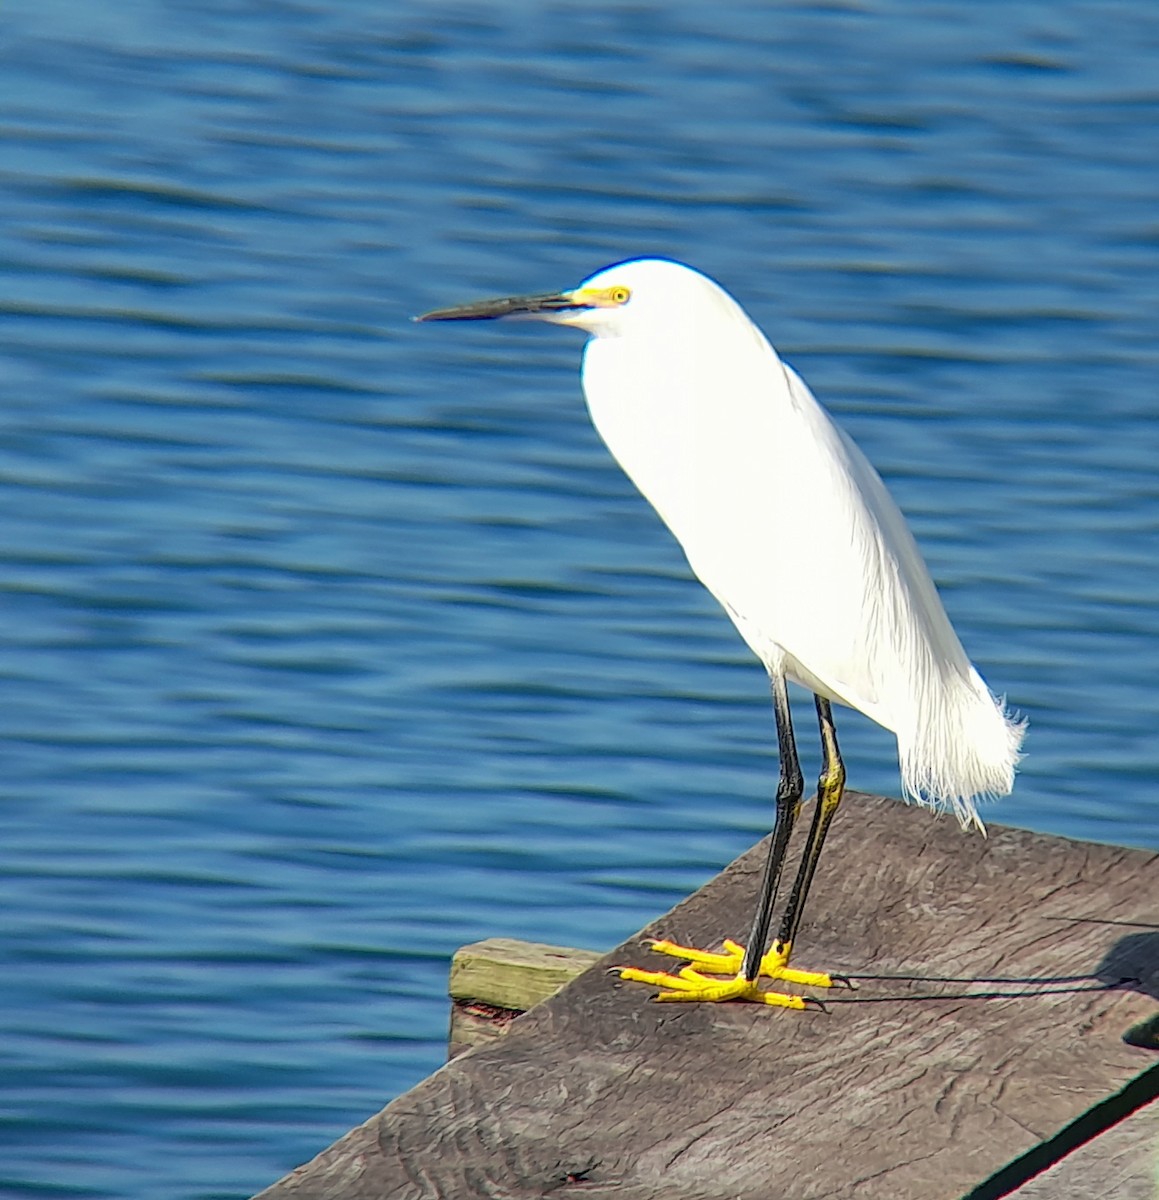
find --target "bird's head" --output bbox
[417,258,730,340]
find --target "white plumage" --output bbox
[575,259,1023,828]
[420,255,1026,1005]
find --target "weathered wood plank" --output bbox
[254,792,1159,1200]
[1006,1090,1159,1200]
[449,938,603,1011]
[447,938,601,1057]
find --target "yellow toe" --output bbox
[628,935,848,993]
[759,940,838,989]
[615,965,807,1008]
[646,937,745,975]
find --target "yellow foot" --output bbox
[644,937,849,990]
[614,964,811,1008]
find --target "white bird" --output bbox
[419,258,1024,1008]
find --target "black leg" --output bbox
[774,695,846,955]
[740,671,804,982]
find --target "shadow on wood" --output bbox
[254,792,1159,1200]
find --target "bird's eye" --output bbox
[608,285,631,305]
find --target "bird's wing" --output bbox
[681,360,974,736]
[581,311,974,737]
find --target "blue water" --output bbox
[3,2,1159,1196]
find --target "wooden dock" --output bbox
[254,791,1159,1200]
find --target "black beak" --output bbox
[416,291,585,322]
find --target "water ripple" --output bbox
[3,2,1159,1198]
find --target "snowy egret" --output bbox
[419,258,1024,1008]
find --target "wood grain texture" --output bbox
[254,792,1159,1200]
[446,998,521,1059]
[449,939,603,1012]
[1014,1101,1158,1200]
[447,939,602,1059]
